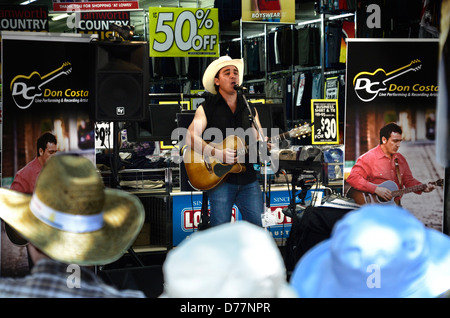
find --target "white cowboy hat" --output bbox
[290,204,450,298]
[161,221,297,298]
[202,56,244,94]
[0,155,145,265]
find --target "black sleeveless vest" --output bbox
[202,93,257,185]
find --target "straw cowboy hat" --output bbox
[290,204,450,298]
[202,56,244,94]
[161,221,297,298]
[0,155,145,265]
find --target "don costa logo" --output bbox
[10,62,73,109]
[353,59,425,102]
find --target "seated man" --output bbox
[0,154,146,298]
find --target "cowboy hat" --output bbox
[290,204,450,298]
[0,155,145,265]
[202,56,244,94]
[161,221,297,298]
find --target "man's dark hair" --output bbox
[214,71,220,93]
[379,122,402,144]
[36,132,57,157]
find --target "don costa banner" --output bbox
[149,7,219,57]
[344,38,444,230]
[3,34,95,111]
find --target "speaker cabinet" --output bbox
[95,41,149,121]
[253,103,287,137]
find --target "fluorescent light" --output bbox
[52,13,69,21]
[20,0,37,5]
[297,19,321,26]
[328,13,355,20]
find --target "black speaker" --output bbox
[95,41,149,121]
[254,103,287,137]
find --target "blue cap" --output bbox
[290,204,450,297]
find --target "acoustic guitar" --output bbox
[182,124,311,191]
[345,179,443,205]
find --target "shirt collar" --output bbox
[375,144,400,160]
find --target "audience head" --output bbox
[0,154,145,265]
[161,221,297,298]
[290,204,450,298]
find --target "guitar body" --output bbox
[183,135,246,191]
[346,180,399,205]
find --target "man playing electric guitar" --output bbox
[346,122,435,205]
[185,56,268,227]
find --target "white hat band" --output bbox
[30,193,104,233]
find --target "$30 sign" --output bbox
[311,99,339,144]
[149,7,219,57]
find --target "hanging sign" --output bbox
[241,0,295,23]
[149,7,219,57]
[76,11,131,41]
[311,99,339,144]
[324,76,339,99]
[52,1,139,12]
[0,5,49,32]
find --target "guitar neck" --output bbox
[241,124,310,154]
[241,131,288,155]
[392,183,427,197]
[269,131,290,143]
[38,71,65,89]
[382,68,413,85]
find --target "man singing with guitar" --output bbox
[346,122,436,206]
[185,56,266,227]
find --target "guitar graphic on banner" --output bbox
[353,59,422,102]
[10,62,72,109]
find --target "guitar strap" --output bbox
[394,158,402,206]
[394,158,403,188]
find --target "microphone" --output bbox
[234,84,248,92]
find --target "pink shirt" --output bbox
[346,145,422,195]
[10,157,42,194]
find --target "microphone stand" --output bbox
[237,87,272,218]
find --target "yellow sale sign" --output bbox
[149,7,219,57]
